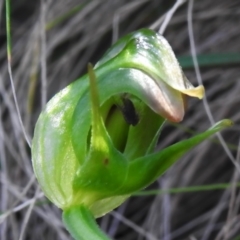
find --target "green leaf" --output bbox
[178,53,240,69]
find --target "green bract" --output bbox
[32,29,231,221]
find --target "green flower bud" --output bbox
[32,29,229,221]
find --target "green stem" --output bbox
[134,182,240,196]
[62,205,111,240]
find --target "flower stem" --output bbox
[62,205,111,240]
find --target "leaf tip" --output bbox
[212,119,233,131]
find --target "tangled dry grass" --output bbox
[0,0,240,239]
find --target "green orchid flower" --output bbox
[32,29,232,240]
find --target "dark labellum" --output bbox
[120,98,139,126]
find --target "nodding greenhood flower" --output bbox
[32,29,231,222]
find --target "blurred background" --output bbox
[1,0,240,239]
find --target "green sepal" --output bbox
[31,77,89,208]
[117,119,233,194]
[72,65,128,202]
